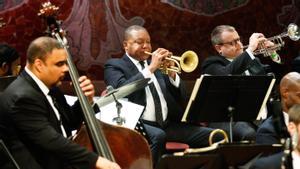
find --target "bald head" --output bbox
[280,72,300,112]
[280,72,300,93]
[26,37,62,64]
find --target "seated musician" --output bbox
[0,37,120,169]
[201,25,273,141]
[0,44,21,76]
[256,72,300,145]
[104,25,223,166]
[251,103,300,169]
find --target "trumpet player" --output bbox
[104,25,222,166]
[201,25,272,75]
[201,25,275,142]
[256,72,300,145]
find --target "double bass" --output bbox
[38,2,152,169]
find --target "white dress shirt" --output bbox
[292,151,300,168]
[127,54,180,122]
[283,111,289,127]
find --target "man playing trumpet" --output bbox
[201,25,274,142]
[201,25,272,75]
[104,25,222,166]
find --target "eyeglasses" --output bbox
[219,38,241,46]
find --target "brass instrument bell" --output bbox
[145,50,199,74]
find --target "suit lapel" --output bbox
[49,87,71,127]
[123,55,140,76]
[20,71,65,133]
[20,71,43,93]
[123,55,168,100]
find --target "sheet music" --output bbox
[256,78,276,120]
[64,95,144,129]
[95,99,144,129]
[181,75,206,122]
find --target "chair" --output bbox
[165,142,189,153]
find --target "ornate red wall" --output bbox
[0,0,299,83]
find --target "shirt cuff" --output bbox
[169,73,180,88]
[245,49,255,60]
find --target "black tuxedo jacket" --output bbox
[250,151,284,169]
[104,54,187,122]
[0,71,97,169]
[201,52,266,75]
[292,56,300,72]
[256,100,290,144]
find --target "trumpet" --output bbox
[173,129,229,156]
[244,23,300,58]
[144,50,199,74]
[209,129,229,146]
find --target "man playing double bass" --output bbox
[0,37,120,169]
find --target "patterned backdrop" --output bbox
[0,0,299,82]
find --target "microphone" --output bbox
[106,85,114,92]
[103,85,117,96]
[270,51,282,64]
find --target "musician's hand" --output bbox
[247,33,267,53]
[95,156,121,169]
[263,39,275,48]
[148,48,171,73]
[164,59,176,80]
[78,76,95,104]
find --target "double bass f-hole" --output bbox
[38,2,152,168]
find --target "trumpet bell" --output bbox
[145,50,199,74]
[180,50,199,73]
[287,23,300,41]
[243,23,299,62]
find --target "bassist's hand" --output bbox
[95,156,121,169]
[78,76,95,104]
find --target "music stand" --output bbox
[216,143,282,167]
[155,144,282,169]
[182,75,275,142]
[155,153,225,169]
